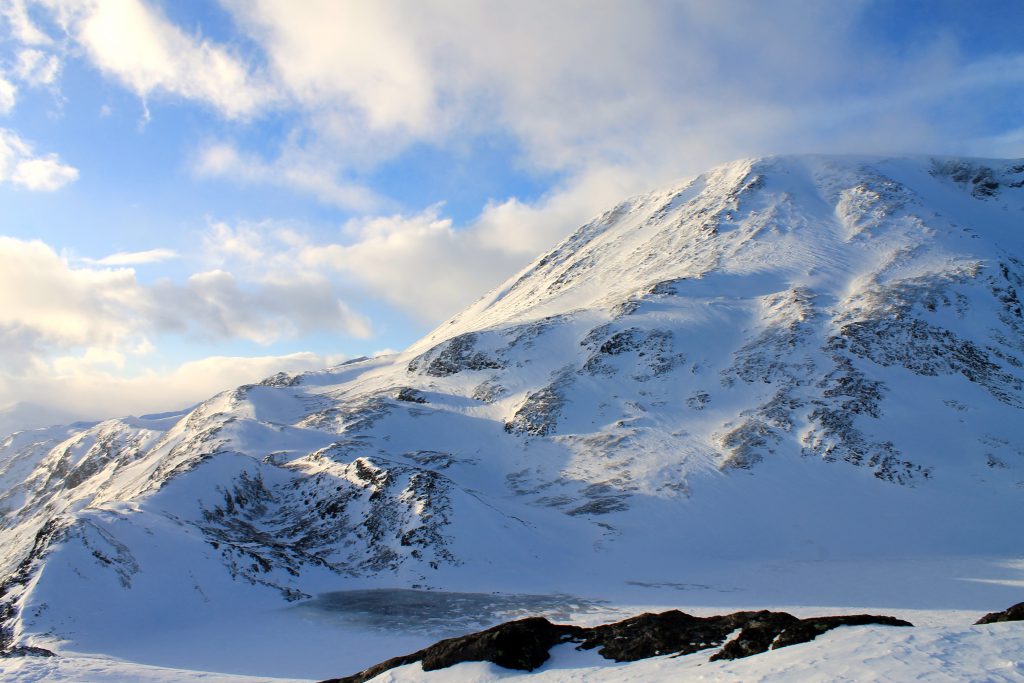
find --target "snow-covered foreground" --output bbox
[3,555,1024,681]
[2,605,1022,682]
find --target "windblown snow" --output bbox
[1,155,1023,682]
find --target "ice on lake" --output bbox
[294,588,608,636]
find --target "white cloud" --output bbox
[202,220,268,265]
[1,0,52,45]
[327,166,659,321]
[0,2,1020,428]
[0,237,145,353]
[193,141,379,210]
[190,167,640,326]
[202,170,648,325]
[51,345,126,374]
[199,214,488,323]
[40,0,272,119]
[14,48,60,85]
[83,248,178,266]
[223,0,438,135]
[967,125,1024,159]
[472,166,652,258]
[10,0,1013,210]
[0,74,15,113]
[4,350,343,424]
[0,128,78,189]
[204,2,1024,202]
[9,153,78,189]
[0,236,372,369]
[151,269,372,343]
[0,235,371,424]
[301,209,492,321]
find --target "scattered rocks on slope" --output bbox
[407,333,504,377]
[198,454,460,588]
[0,518,68,652]
[0,645,54,658]
[975,601,1024,624]
[930,159,1003,198]
[503,367,575,436]
[579,326,684,379]
[259,371,303,388]
[393,388,427,403]
[321,609,912,682]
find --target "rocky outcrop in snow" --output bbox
[322,608,913,682]
[975,601,1024,625]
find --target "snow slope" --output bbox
[1,154,1023,680]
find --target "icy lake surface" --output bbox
[295,588,608,635]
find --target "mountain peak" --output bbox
[416,154,1024,352]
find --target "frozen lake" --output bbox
[294,588,609,636]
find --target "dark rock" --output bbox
[321,617,583,683]
[298,395,391,434]
[259,372,303,387]
[710,611,800,660]
[0,645,55,657]
[322,608,913,682]
[321,652,421,683]
[566,496,630,516]
[408,333,504,377]
[712,613,912,661]
[0,518,68,651]
[471,379,506,403]
[503,368,574,436]
[770,614,913,650]
[687,391,710,410]
[719,419,774,469]
[579,609,756,661]
[419,617,583,672]
[580,326,682,379]
[931,160,1002,198]
[975,601,1024,624]
[393,388,427,403]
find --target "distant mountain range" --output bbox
[0,402,86,437]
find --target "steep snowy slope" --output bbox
[1,155,1023,678]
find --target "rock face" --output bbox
[1,155,1023,653]
[975,601,1024,624]
[322,609,913,682]
[0,645,54,658]
[323,618,583,683]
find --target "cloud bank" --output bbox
[1,0,1021,428]
[0,236,370,421]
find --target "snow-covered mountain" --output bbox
[2,155,1024,678]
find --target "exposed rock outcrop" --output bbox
[321,609,913,682]
[975,601,1024,624]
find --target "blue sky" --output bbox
[0,0,1022,426]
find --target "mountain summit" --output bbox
[2,155,1023,668]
